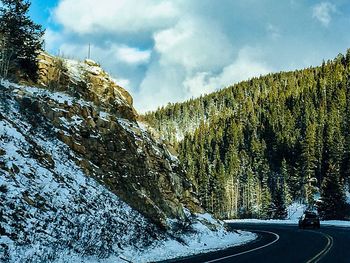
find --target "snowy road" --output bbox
[164,223,350,263]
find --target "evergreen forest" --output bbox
[144,52,350,220]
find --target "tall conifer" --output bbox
[0,0,44,80]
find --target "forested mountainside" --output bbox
[144,51,350,220]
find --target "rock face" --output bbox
[14,53,202,228]
[0,91,164,261]
[37,52,137,120]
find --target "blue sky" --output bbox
[28,0,350,112]
[29,0,57,28]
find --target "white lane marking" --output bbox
[205,230,280,263]
[306,231,333,263]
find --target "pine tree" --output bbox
[341,76,350,185]
[225,143,240,218]
[317,163,347,220]
[260,183,272,219]
[272,187,288,219]
[300,123,317,204]
[0,0,44,80]
[280,158,292,205]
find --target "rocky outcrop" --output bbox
[0,90,165,262]
[37,52,137,121]
[5,54,203,228]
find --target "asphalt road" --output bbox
[163,223,350,263]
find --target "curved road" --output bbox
[164,223,350,263]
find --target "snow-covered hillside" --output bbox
[0,77,255,262]
[0,79,160,262]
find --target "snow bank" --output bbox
[122,219,256,262]
[225,202,350,228]
[6,224,255,263]
[225,219,298,225]
[225,218,350,228]
[287,202,307,220]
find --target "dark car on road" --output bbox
[298,211,320,229]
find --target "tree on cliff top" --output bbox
[0,0,44,81]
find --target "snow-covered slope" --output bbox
[0,79,162,261]
[0,59,256,262]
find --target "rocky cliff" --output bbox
[24,53,201,228]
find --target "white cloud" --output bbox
[44,29,62,52]
[218,47,272,84]
[135,46,272,112]
[115,78,131,90]
[53,0,179,34]
[154,18,234,72]
[183,72,217,98]
[183,47,272,98]
[117,46,151,65]
[57,43,88,60]
[56,42,150,66]
[132,17,238,112]
[136,62,187,112]
[312,2,336,26]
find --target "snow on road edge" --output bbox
[225,219,350,228]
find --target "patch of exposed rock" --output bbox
[37,52,137,121]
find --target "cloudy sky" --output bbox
[29,0,350,112]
